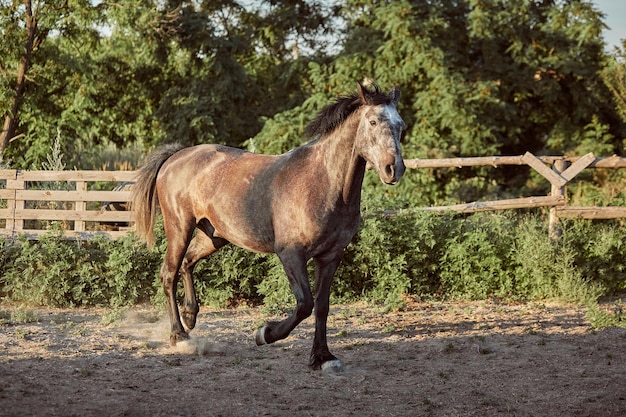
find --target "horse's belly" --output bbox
[220,231,275,254]
[210,209,358,257]
[272,212,360,258]
[208,210,275,254]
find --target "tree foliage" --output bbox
[0,0,624,204]
[252,0,625,205]
[1,0,333,167]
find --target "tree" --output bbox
[0,0,66,161]
[1,0,335,168]
[251,0,624,205]
[3,0,621,192]
[602,41,626,124]
[0,0,112,167]
[100,0,335,151]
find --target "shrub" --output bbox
[439,214,516,299]
[193,246,269,308]
[1,211,624,310]
[343,213,411,309]
[2,228,108,306]
[100,234,162,307]
[561,220,626,294]
[256,254,297,314]
[511,218,560,298]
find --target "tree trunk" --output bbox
[0,0,37,159]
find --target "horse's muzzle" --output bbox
[383,158,406,185]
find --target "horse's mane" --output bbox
[305,84,392,138]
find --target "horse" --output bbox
[131,83,406,371]
[101,181,135,230]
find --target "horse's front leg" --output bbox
[309,253,343,371]
[255,249,314,346]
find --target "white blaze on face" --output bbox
[379,104,404,154]
[382,103,403,129]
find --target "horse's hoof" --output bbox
[170,331,189,347]
[255,326,268,346]
[181,312,197,331]
[181,303,199,331]
[321,359,345,375]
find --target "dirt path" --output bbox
[1,300,625,417]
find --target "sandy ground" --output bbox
[0,299,625,417]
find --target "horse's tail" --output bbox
[131,143,183,247]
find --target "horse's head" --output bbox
[355,83,406,185]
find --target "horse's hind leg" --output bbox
[179,224,228,331]
[160,226,194,346]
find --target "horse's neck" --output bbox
[318,121,366,205]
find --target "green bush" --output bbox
[1,211,624,310]
[341,210,623,307]
[338,214,408,308]
[99,234,163,307]
[0,228,161,307]
[511,218,560,298]
[438,214,515,299]
[511,219,603,303]
[1,228,108,306]
[256,254,297,314]
[561,221,626,295]
[193,246,269,308]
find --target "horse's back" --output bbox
[156,144,279,252]
[159,144,238,173]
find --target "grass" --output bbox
[585,301,626,329]
[0,306,40,326]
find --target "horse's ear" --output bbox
[389,86,400,105]
[357,82,370,104]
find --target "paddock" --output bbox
[1,300,624,416]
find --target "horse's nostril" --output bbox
[385,164,394,177]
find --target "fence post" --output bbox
[549,159,570,241]
[6,173,24,235]
[75,181,86,232]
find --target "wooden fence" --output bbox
[1,152,625,239]
[405,152,626,239]
[0,170,136,239]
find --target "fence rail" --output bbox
[407,152,626,239]
[1,152,625,239]
[0,170,136,239]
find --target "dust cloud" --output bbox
[116,308,227,357]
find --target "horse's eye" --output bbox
[369,120,377,126]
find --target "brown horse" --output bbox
[131,83,405,371]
